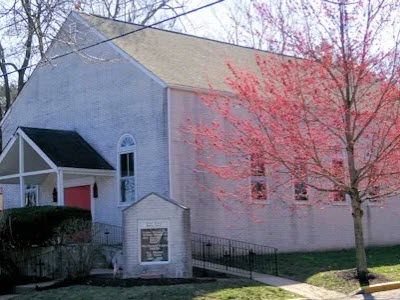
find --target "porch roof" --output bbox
[0,127,115,206]
[21,127,113,170]
[0,127,115,185]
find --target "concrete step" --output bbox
[14,280,60,294]
[90,268,115,278]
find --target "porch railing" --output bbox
[192,233,278,278]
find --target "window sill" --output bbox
[367,201,383,207]
[251,199,270,205]
[140,261,170,266]
[332,201,349,206]
[294,201,310,206]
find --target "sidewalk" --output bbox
[252,272,345,300]
[0,295,17,300]
[194,260,346,300]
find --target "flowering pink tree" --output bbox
[186,0,400,286]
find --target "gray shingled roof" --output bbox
[21,127,114,170]
[79,13,274,92]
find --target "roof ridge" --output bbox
[76,11,296,59]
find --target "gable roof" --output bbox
[78,12,277,93]
[20,127,114,170]
[122,192,189,211]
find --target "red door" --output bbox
[64,185,91,211]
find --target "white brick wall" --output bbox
[1,14,170,227]
[169,88,400,252]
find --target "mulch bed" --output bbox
[336,268,388,285]
[37,276,216,291]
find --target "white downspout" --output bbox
[57,170,64,206]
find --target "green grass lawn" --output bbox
[254,245,400,294]
[12,279,300,300]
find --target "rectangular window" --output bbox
[250,153,267,201]
[294,159,308,201]
[295,181,308,201]
[120,178,135,202]
[367,186,381,203]
[120,152,135,203]
[251,176,267,200]
[250,153,266,176]
[25,185,38,207]
[333,190,346,202]
[332,159,346,203]
[120,153,134,177]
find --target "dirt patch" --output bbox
[336,269,388,285]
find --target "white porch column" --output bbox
[57,170,64,206]
[19,134,25,207]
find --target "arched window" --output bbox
[118,134,136,203]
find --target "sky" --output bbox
[0,0,239,86]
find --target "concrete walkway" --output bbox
[0,295,17,300]
[194,260,346,300]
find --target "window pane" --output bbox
[295,181,308,201]
[251,177,267,200]
[121,136,135,148]
[121,177,135,202]
[332,158,345,202]
[333,190,346,202]
[128,152,134,177]
[121,153,134,177]
[120,153,128,177]
[368,186,381,202]
[250,154,265,176]
[25,185,38,207]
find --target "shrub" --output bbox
[62,244,102,278]
[0,210,20,285]
[1,206,91,247]
[55,218,92,244]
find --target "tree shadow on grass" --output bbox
[242,244,400,294]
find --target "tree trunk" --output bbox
[351,199,369,286]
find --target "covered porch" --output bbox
[0,127,115,210]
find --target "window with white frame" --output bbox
[25,185,38,207]
[294,159,308,201]
[367,185,381,203]
[119,135,136,203]
[332,158,346,203]
[250,153,267,201]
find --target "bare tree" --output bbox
[0,0,189,124]
[187,0,400,287]
[201,0,293,52]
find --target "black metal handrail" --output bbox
[91,222,123,246]
[192,233,278,278]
